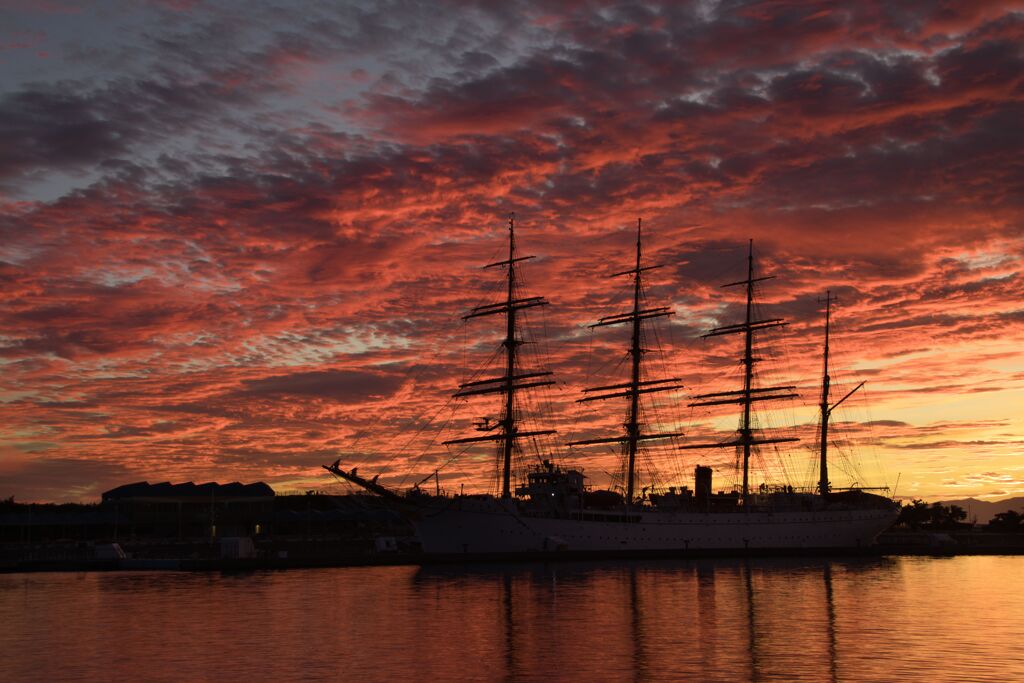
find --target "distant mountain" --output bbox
[937,497,1024,524]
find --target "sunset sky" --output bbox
[0,0,1021,503]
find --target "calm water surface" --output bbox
[2,556,1022,681]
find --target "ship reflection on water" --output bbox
[414,558,852,681]
[408,556,1019,682]
[2,556,1022,681]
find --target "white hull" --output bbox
[410,497,897,555]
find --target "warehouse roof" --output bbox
[102,481,275,501]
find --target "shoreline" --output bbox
[3,532,1022,574]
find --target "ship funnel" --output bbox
[695,465,712,504]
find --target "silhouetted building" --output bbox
[1,485,414,565]
[102,481,274,539]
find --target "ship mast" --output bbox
[819,291,833,499]
[569,219,685,504]
[680,240,798,506]
[443,215,556,498]
[817,291,864,500]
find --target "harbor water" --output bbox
[2,555,1022,681]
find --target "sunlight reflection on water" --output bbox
[1,556,1022,682]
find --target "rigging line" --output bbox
[589,330,632,383]
[426,441,478,484]
[774,443,793,486]
[642,397,681,484]
[435,439,497,495]
[393,399,461,487]
[662,286,685,390]
[805,417,823,485]
[346,389,442,475]
[862,390,886,486]
[518,386,553,464]
[349,261,510,474]
[564,325,597,448]
[401,368,498,468]
[345,309,473,461]
[672,435,689,484]
[536,313,561,450]
[650,310,677,399]
[684,333,711,446]
[382,338,504,473]
[645,316,684,437]
[517,312,559,459]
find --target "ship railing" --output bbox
[570,511,642,523]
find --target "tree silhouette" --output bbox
[896,500,968,530]
[987,510,1023,533]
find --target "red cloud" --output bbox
[0,0,1021,501]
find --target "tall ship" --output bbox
[325,218,898,557]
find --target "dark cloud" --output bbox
[0,72,259,187]
[0,455,140,503]
[239,370,404,402]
